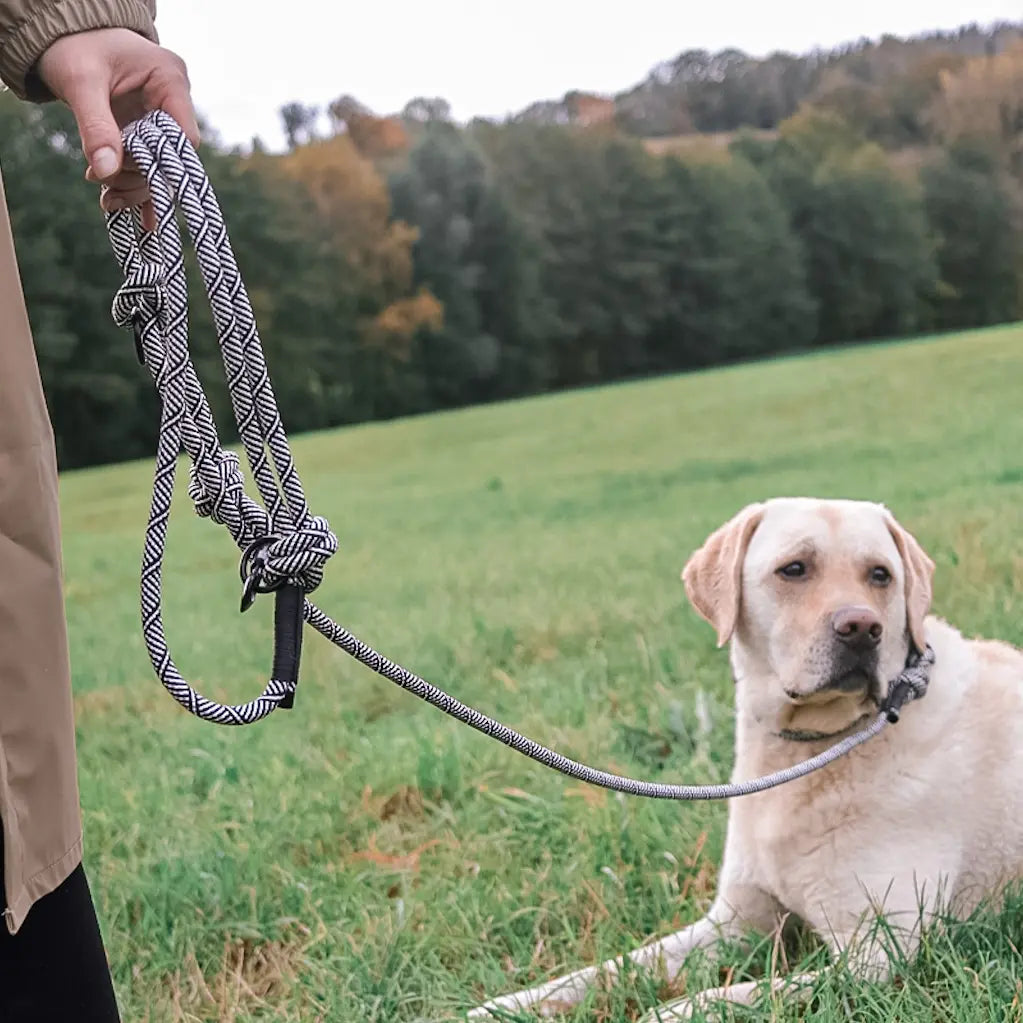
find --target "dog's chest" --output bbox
[741,786,868,914]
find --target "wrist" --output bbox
[1,1,157,103]
[36,28,139,97]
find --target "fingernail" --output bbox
[91,146,119,179]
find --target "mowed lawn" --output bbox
[60,324,1023,1022]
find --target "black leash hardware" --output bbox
[239,535,285,613]
[881,681,912,724]
[239,536,304,710]
[271,584,304,710]
[880,644,935,724]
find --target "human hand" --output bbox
[36,27,200,229]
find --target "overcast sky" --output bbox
[153,1,1019,152]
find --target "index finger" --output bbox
[161,93,201,149]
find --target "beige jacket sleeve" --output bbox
[0,0,157,101]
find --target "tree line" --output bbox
[1,25,1021,470]
[528,20,1022,144]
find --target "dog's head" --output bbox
[682,498,934,731]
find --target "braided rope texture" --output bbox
[105,110,931,798]
[107,111,338,724]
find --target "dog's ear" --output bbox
[682,503,765,648]
[884,509,935,653]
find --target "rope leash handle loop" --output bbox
[104,109,338,724]
[105,109,934,796]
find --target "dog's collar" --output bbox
[774,644,936,743]
[776,713,874,743]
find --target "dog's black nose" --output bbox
[832,606,883,650]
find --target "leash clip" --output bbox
[239,534,305,711]
[239,535,284,613]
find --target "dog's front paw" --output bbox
[468,992,575,1019]
[467,982,586,1019]
[637,996,695,1022]
[467,965,598,1019]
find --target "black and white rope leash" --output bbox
[103,109,933,799]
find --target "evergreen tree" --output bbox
[389,122,551,407]
[750,111,939,344]
[651,153,816,368]
[920,142,1021,329]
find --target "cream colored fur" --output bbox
[468,497,1023,1020]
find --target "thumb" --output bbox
[64,76,124,181]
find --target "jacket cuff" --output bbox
[0,0,158,102]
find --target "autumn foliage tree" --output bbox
[326,95,410,161]
[928,40,1023,179]
[275,135,442,357]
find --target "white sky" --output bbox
[153,1,1019,152]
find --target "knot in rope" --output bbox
[188,449,247,524]
[258,518,339,594]
[112,261,164,329]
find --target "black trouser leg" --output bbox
[0,824,121,1023]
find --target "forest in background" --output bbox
[2,19,1022,469]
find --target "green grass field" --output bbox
[62,323,1023,1021]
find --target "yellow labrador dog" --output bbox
[469,497,1023,1020]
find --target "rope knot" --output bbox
[188,450,246,527]
[264,517,339,593]
[112,262,164,329]
[241,518,339,605]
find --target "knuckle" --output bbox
[62,63,109,102]
[62,62,98,89]
[159,53,190,85]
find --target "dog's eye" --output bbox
[777,561,806,579]
[870,566,892,586]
